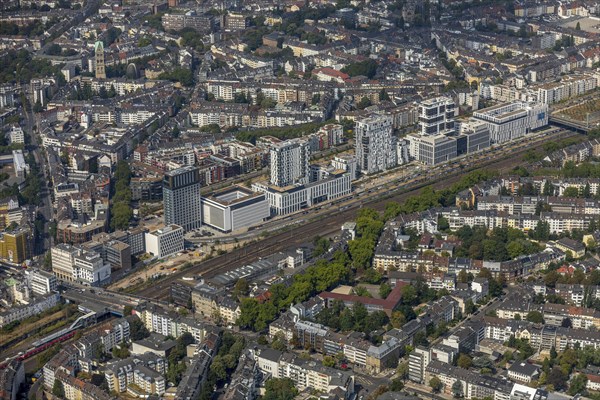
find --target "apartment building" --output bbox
[537,74,597,104]
[0,293,60,328]
[252,348,355,398]
[270,139,311,187]
[105,353,166,395]
[355,115,396,174]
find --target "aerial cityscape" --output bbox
[5,0,600,400]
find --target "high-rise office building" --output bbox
[407,96,462,166]
[163,166,202,232]
[355,115,396,175]
[270,139,310,187]
[418,96,456,136]
[95,41,106,79]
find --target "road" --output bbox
[20,85,53,256]
[133,127,579,300]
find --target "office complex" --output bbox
[51,244,111,286]
[409,134,458,166]
[409,97,491,166]
[26,269,57,296]
[355,115,396,175]
[472,101,548,143]
[254,171,352,215]
[144,224,184,259]
[0,229,29,264]
[418,97,456,136]
[201,186,270,232]
[270,139,310,187]
[457,119,491,155]
[163,166,202,232]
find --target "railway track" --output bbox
[135,129,579,300]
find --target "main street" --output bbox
[20,86,53,256]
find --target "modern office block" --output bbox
[163,166,202,232]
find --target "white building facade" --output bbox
[355,115,396,175]
[145,224,184,259]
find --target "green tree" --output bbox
[159,67,194,86]
[568,373,587,395]
[389,377,404,391]
[111,202,132,230]
[526,311,544,324]
[129,316,150,340]
[563,186,580,197]
[458,269,469,283]
[379,282,392,298]
[531,221,550,241]
[397,361,409,380]
[576,21,581,30]
[379,89,391,101]
[138,36,152,47]
[52,379,65,398]
[464,299,476,315]
[263,378,298,400]
[47,43,63,56]
[452,380,463,398]
[401,285,417,305]
[210,357,227,381]
[457,353,472,369]
[112,341,130,359]
[547,367,567,391]
[323,355,335,367]
[237,298,260,330]
[507,240,525,258]
[341,59,378,78]
[234,278,250,298]
[430,376,443,393]
[339,308,354,331]
[357,96,372,109]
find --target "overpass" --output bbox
[549,115,593,134]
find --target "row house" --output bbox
[104,352,166,395]
[134,304,206,343]
[191,286,241,325]
[483,316,600,352]
[252,347,355,398]
[543,303,600,329]
[554,283,600,307]
[425,360,516,400]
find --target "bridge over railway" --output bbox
[549,115,593,133]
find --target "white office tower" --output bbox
[418,96,456,136]
[355,115,396,175]
[163,166,202,232]
[270,139,310,187]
